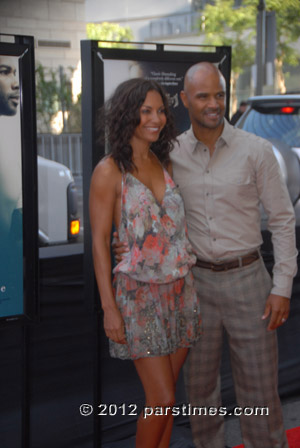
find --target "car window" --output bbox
[240,108,300,147]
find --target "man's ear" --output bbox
[180,90,188,109]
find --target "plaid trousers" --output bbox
[186,257,288,448]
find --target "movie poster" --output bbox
[0,54,23,318]
[103,59,192,133]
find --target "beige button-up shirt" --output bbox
[171,119,297,298]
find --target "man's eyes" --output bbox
[196,93,225,100]
[0,69,14,76]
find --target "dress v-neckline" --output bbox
[127,169,168,207]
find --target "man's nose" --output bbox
[207,96,218,108]
[11,77,19,90]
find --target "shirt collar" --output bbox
[186,118,233,152]
[220,118,234,147]
[185,126,200,153]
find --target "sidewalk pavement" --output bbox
[225,395,300,447]
[102,395,300,448]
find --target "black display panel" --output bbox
[0,35,38,322]
[81,40,231,309]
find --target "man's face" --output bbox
[0,56,19,116]
[181,69,226,130]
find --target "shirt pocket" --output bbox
[220,170,256,199]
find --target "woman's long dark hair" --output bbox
[98,78,177,172]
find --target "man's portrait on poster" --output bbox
[0,53,23,318]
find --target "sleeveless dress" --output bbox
[110,167,201,360]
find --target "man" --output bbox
[229,100,247,125]
[0,55,21,232]
[0,55,19,116]
[170,62,297,448]
[0,55,23,317]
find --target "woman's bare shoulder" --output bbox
[91,156,121,187]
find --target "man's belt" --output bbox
[196,250,260,272]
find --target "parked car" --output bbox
[235,94,300,252]
[38,156,80,245]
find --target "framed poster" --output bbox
[0,35,38,322]
[80,41,231,445]
[81,40,231,309]
[81,42,231,138]
[101,56,231,134]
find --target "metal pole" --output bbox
[256,0,266,95]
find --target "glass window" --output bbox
[241,107,300,148]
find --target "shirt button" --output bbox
[206,170,209,173]
[204,148,207,152]
[209,217,212,220]
[213,238,216,241]
[206,192,209,196]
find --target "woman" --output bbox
[89,78,201,448]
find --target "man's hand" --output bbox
[262,294,290,331]
[112,231,129,263]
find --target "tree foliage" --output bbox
[35,64,79,133]
[86,22,133,47]
[35,64,60,133]
[196,0,300,99]
[35,22,135,134]
[267,0,300,66]
[199,0,256,75]
[267,0,300,92]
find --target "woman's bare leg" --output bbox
[134,355,176,448]
[134,348,189,448]
[157,348,189,448]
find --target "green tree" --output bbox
[35,64,77,133]
[86,22,133,48]
[267,0,300,92]
[198,0,256,108]
[35,64,60,133]
[196,0,300,107]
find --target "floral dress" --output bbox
[110,167,201,360]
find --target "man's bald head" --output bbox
[183,62,226,93]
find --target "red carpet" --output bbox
[234,426,300,448]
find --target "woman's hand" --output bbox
[103,306,127,344]
[90,158,126,344]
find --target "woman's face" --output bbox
[131,90,167,146]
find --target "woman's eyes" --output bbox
[141,108,166,114]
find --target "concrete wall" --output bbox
[85,0,193,41]
[85,0,191,22]
[0,0,86,70]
